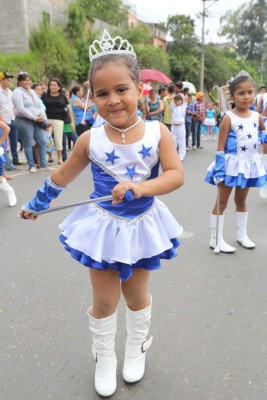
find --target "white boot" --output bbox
[235,211,255,249]
[0,177,17,207]
[210,214,236,253]
[88,309,117,397]
[123,297,153,383]
[259,183,267,199]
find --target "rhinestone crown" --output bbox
[89,29,136,62]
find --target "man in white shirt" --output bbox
[0,72,22,168]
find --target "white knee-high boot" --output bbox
[88,309,117,397]
[0,177,17,206]
[235,211,255,249]
[210,214,236,253]
[123,297,153,383]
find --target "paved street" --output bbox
[1,139,266,400]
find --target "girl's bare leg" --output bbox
[211,184,233,215]
[121,269,150,310]
[89,268,121,318]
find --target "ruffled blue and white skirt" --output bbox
[59,198,183,281]
[205,153,267,188]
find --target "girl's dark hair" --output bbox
[89,54,140,94]
[229,75,255,96]
[70,85,82,96]
[174,94,183,102]
[47,77,63,94]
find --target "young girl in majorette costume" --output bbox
[20,30,184,397]
[203,103,217,140]
[259,99,267,199]
[205,70,267,253]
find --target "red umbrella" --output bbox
[140,69,172,84]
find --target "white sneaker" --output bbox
[192,145,197,151]
[7,187,17,207]
[29,166,37,173]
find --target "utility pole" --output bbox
[199,0,218,92]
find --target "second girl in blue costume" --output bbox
[205,70,267,253]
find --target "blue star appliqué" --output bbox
[125,165,138,180]
[247,133,252,139]
[105,150,120,165]
[253,122,257,128]
[238,124,244,130]
[138,144,152,159]
[241,145,247,152]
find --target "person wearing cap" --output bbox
[0,72,22,169]
[191,91,206,150]
[12,72,54,173]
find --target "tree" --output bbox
[167,15,198,54]
[219,0,267,63]
[135,45,170,74]
[29,21,79,84]
[165,14,199,83]
[78,0,128,27]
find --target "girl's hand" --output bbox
[19,209,37,221]
[112,182,141,204]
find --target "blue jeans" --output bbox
[192,120,202,147]
[15,117,47,168]
[0,158,4,176]
[8,120,19,164]
[62,131,78,161]
[3,146,14,169]
[185,121,192,147]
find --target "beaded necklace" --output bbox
[106,117,141,143]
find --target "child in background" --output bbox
[62,89,77,162]
[205,70,267,253]
[170,94,187,161]
[19,30,184,397]
[192,91,206,150]
[185,93,195,150]
[0,120,17,206]
[203,103,217,140]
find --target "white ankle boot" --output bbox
[210,214,236,253]
[88,309,117,397]
[123,298,153,383]
[0,177,17,207]
[235,211,255,249]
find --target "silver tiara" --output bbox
[232,70,252,81]
[89,29,136,62]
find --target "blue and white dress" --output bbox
[59,121,183,280]
[205,110,267,188]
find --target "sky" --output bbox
[128,0,249,43]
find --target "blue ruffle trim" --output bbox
[59,234,180,281]
[205,171,267,189]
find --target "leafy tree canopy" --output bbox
[219,0,267,62]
